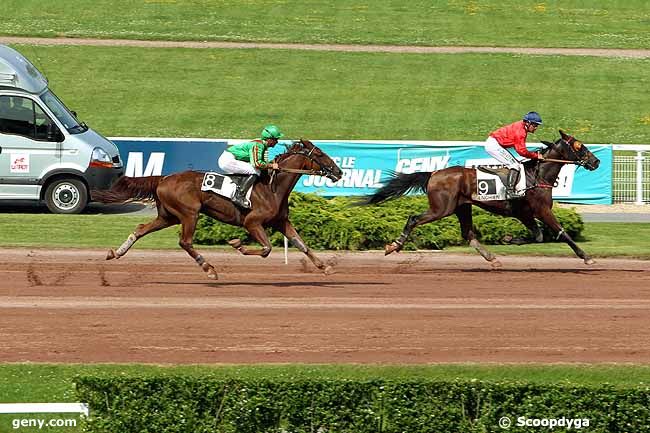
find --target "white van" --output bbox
[0,44,123,213]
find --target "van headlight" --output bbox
[89,147,114,168]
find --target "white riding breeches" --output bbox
[484,136,520,169]
[217,151,261,175]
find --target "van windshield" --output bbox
[39,90,88,134]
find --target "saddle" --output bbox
[200,172,254,208]
[473,166,526,201]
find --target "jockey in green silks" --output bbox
[217,124,283,208]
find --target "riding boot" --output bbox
[232,175,257,208]
[506,168,520,197]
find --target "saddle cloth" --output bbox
[472,165,527,201]
[200,172,253,208]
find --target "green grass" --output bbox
[0,214,181,249]
[0,214,648,258]
[9,45,650,144]
[447,221,650,258]
[1,0,649,49]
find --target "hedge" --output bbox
[193,193,584,251]
[75,376,650,432]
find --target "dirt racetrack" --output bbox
[1,248,649,364]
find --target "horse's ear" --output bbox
[559,129,568,138]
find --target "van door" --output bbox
[0,95,61,199]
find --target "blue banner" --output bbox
[112,138,613,204]
[113,139,228,176]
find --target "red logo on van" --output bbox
[10,154,29,173]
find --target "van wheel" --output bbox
[44,179,88,214]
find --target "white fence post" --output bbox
[635,151,645,205]
[283,236,289,264]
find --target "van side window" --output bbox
[0,95,54,140]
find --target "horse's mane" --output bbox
[272,142,305,163]
[523,138,558,170]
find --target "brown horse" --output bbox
[93,139,343,279]
[365,130,601,268]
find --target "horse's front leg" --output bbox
[537,209,594,265]
[275,219,333,275]
[228,224,273,257]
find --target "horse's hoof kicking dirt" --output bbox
[489,259,503,270]
[384,242,400,256]
[323,265,334,275]
[106,249,117,260]
[227,239,242,249]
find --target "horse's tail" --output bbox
[365,171,431,205]
[91,176,164,203]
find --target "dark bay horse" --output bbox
[365,130,601,268]
[93,139,343,279]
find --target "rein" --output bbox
[275,167,326,175]
[540,157,582,164]
[273,143,328,176]
[530,136,585,190]
[268,142,331,191]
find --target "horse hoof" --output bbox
[385,242,400,256]
[206,268,219,280]
[489,259,503,270]
[227,239,242,249]
[106,249,116,260]
[584,258,595,265]
[323,265,334,275]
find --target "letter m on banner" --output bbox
[125,152,165,177]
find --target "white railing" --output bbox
[613,145,650,204]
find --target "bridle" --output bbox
[530,135,591,190]
[539,136,589,167]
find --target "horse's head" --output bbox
[278,139,343,181]
[541,129,600,170]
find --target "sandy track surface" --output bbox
[1,248,649,364]
[1,36,648,58]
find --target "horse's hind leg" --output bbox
[107,211,178,260]
[274,219,333,275]
[178,213,218,279]
[385,209,442,255]
[504,212,543,245]
[228,224,273,257]
[456,204,502,269]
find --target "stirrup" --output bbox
[232,191,251,208]
[506,188,524,199]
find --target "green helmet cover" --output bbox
[261,124,284,139]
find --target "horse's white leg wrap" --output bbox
[195,254,206,266]
[115,233,137,257]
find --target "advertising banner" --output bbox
[113,138,613,204]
